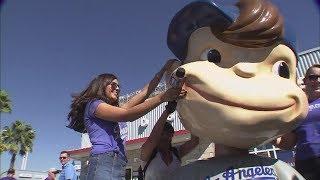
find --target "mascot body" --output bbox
[166,0,308,179]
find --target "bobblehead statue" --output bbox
[165,0,309,179]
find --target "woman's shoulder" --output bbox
[85,99,105,118]
[86,99,105,109]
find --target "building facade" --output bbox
[67,47,320,180]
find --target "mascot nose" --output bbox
[233,63,258,78]
[176,67,186,78]
[169,67,186,87]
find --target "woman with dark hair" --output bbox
[68,60,186,180]
[140,102,199,180]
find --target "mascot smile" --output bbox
[167,0,308,149]
[165,0,309,179]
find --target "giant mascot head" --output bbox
[166,0,308,149]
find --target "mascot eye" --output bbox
[272,61,290,79]
[200,49,221,63]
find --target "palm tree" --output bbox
[0,89,12,155]
[0,134,8,154]
[1,121,35,169]
[0,90,12,113]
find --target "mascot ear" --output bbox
[164,60,182,86]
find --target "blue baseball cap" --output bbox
[167,0,297,61]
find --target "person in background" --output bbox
[68,60,186,180]
[45,168,60,180]
[274,64,320,179]
[0,168,16,180]
[140,101,199,180]
[45,171,55,180]
[58,151,77,180]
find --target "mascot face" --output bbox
[167,0,308,148]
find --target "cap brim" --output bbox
[167,1,234,60]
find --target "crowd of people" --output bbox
[1,63,318,180]
[66,63,320,180]
[67,61,319,180]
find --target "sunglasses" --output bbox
[59,157,68,160]
[110,82,120,89]
[308,75,320,81]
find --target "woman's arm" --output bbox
[140,110,170,161]
[178,134,199,158]
[122,59,177,109]
[95,88,186,122]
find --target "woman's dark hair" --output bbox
[67,73,118,133]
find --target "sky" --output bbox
[0,0,319,173]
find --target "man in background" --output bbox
[274,64,320,179]
[58,151,77,180]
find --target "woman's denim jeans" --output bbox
[86,151,127,180]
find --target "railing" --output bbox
[119,83,167,104]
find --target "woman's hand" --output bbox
[161,87,187,102]
[155,59,180,78]
[163,59,179,71]
[122,59,180,109]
